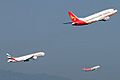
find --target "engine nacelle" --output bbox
[33,56,37,60]
[103,16,110,21]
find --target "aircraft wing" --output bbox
[15,54,34,62]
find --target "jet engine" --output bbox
[103,16,110,21]
[33,56,37,60]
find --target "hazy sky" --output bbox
[0,0,120,80]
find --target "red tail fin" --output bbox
[68,11,79,23]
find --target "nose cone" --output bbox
[112,8,117,13]
[114,9,117,13]
[96,65,100,68]
[41,52,45,56]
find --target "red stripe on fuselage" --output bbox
[11,58,18,62]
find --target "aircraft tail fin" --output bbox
[6,53,12,59]
[68,11,80,23]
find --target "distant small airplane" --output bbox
[6,51,45,62]
[82,65,100,71]
[64,8,117,25]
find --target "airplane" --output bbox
[6,51,45,62]
[82,65,100,71]
[65,8,117,25]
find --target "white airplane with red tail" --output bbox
[82,65,100,71]
[6,51,45,62]
[65,8,117,25]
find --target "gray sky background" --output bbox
[0,0,120,80]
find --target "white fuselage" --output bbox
[82,9,117,23]
[91,65,100,70]
[7,52,45,62]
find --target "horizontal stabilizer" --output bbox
[63,22,72,24]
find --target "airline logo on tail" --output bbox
[6,53,11,59]
[68,11,79,22]
[70,15,76,21]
